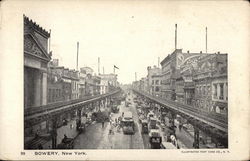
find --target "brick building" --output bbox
[193,53,228,113]
[160,49,201,101]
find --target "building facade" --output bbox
[151,74,162,97]
[147,66,161,95]
[193,53,228,113]
[99,73,118,94]
[70,70,80,100]
[93,75,101,95]
[160,49,202,101]
[139,77,148,92]
[24,16,52,108]
[79,69,87,98]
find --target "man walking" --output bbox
[102,120,105,128]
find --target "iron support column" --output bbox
[76,108,82,131]
[169,112,176,136]
[51,117,58,149]
[98,100,101,111]
[194,127,200,149]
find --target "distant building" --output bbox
[80,67,94,75]
[24,16,52,108]
[93,75,101,95]
[132,81,140,90]
[99,73,118,94]
[69,70,80,99]
[151,73,162,97]
[139,77,148,92]
[81,67,101,96]
[160,49,202,100]
[147,66,161,95]
[79,69,87,98]
[48,59,81,102]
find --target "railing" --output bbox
[25,89,121,117]
[133,89,228,132]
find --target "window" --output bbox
[52,89,55,102]
[156,80,159,85]
[213,84,217,99]
[219,83,224,100]
[155,86,160,92]
[152,80,154,85]
[48,89,51,102]
[226,83,228,100]
[208,86,211,93]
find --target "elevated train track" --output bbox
[133,89,228,146]
[25,89,121,128]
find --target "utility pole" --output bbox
[76,42,79,70]
[103,66,105,74]
[206,27,208,53]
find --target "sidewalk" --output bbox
[157,123,187,149]
[42,118,80,149]
[26,118,85,149]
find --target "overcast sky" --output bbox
[6,0,249,84]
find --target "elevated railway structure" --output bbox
[133,89,228,148]
[25,89,121,149]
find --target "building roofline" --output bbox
[24,15,50,38]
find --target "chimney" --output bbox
[158,57,160,68]
[76,42,79,70]
[206,27,208,53]
[218,51,220,54]
[175,24,177,50]
[187,50,189,53]
[200,51,202,53]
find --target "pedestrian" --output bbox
[38,143,43,149]
[102,120,104,128]
[179,124,182,131]
[35,130,39,139]
[62,134,68,143]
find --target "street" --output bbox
[74,93,145,149]
[71,91,208,149]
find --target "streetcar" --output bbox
[141,120,148,134]
[121,111,135,134]
[149,129,162,149]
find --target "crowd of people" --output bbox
[107,112,124,134]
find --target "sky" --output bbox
[4,0,249,84]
